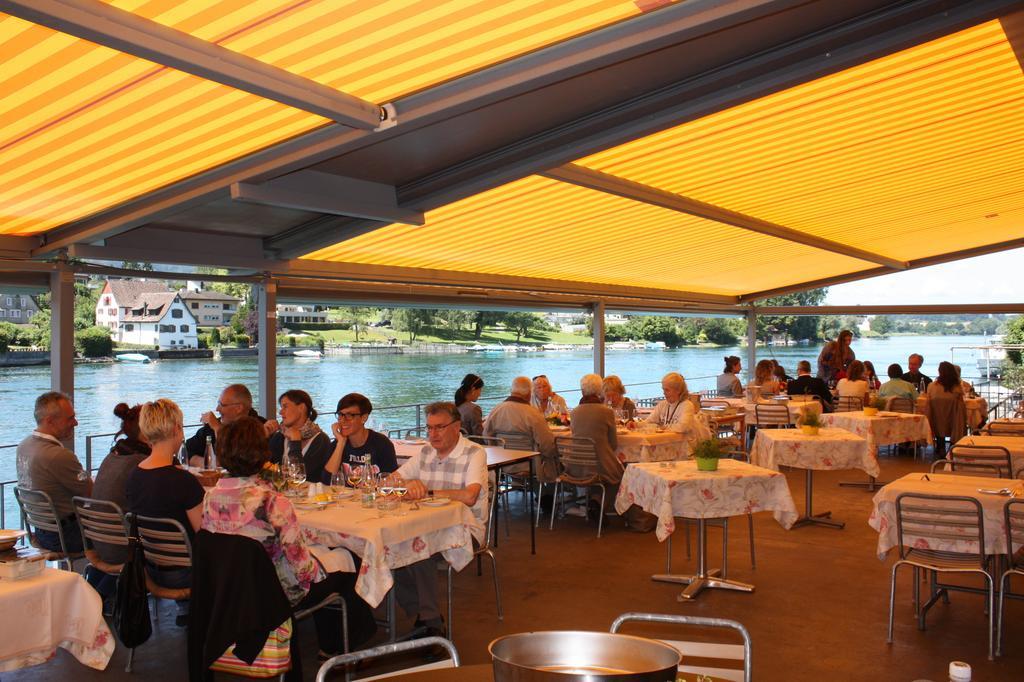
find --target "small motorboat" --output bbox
[115,353,151,363]
[293,349,323,359]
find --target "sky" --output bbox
[825,247,1024,306]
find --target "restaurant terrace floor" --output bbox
[8,452,1023,681]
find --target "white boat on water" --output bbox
[115,353,151,363]
[468,343,505,352]
[293,349,323,359]
[645,341,667,350]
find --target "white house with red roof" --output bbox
[95,280,198,349]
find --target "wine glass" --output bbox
[347,465,363,489]
[330,469,346,493]
[286,453,306,487]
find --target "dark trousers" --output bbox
[297,568,376,654]
[35,516,84,553]
[147,564,192,614]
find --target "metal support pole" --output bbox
[50,266,75,449]
[257,278,277,421]
[745,307,757,379]
[592,301,605,376]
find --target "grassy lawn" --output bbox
[310,327,592,346]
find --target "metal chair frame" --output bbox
[997,499,1024,656]
[550,436,607,538]
[14,486,82,570]
[886,493,995,660]
[886,396,915,414]
[753,403,790,427]
[492,431,534,534]
[947,444,1014,479]
[929,459,1002,477]
[316,637,459,682]
[72,496,129,576]
[610,612,751,682]
[446,481,502,639]
[835,396,863,412]
[984,421,1024,437]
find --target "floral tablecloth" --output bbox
[952,434,1024,478]
[715,397,820,424]
[869,473,1022,559]
[614,459,798,542]
[750,427,878,477]
[299,497,476,607]
[617,430,689,462]
[917,395,988,430]
[0,567,114,672]
[820,411,932,452]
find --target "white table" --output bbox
[822,410,932,490]
[715,397,821,424]
[869,473,1023,559]
[0,567,114,672]
[615,459,797,600]
[750,427,873,529]
[550,424,689,462]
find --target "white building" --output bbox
[277,304,327,325]
[95,280,169,333]
[120,293,199,349]
[178,288,241,328]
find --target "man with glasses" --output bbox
[390,402,487,637]
[323,393,398,480]
[185,383,267,466]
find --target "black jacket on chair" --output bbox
[787,375,834,412]
[188,530,301,682]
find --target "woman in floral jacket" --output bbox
[201,417,375,657]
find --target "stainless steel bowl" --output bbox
[489,631,680,681]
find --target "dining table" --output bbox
[750,427,872,529]
[868,472,1022,559]
[917,394,989,431]
[615,459,797,601]
[951,433,1024,477]
[821,410,932,490]
[712,396,822,424]
[0,566,114,672]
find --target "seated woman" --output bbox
[878,363,918,402]
[454,374,485,436]
[646,373,710,446]
[863,361,882,390]
[570,374,622,517]
[753,359,778,395]
[88,402,151,598]
[716,356,744,397]
[126,398,205,626]
[203,418,376,657]
[602,375,637,420]
[926,361,967,456]
[323,393,398,482]
[836,360,870,405]
[268,390,332,483]
[772,364,789,392]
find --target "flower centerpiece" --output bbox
[800,410,822,436]
[547,413,569,427]
[863,394,883,417]
[691,437,724,472]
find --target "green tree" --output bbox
[753,288,828,343]
[870,315,893,335]
[121,261,154,271]
[0,321,19,352]
[75,326,113,357]
[194,267,252,306]
[210,327,222,346]
[503,312,541,342]
[1004,315,1024,365]
[625,316,681,346]
[702,318,740,345]
[473,311,504,339]
[392,308,435,343]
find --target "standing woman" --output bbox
[717,356,743,397]
[454,374,485,436]
[817,329,856,385]
[268,390,332,484]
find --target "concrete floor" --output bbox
[8,451,1024,681]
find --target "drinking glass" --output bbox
[348,465,363,489]
[286,456,306,487]
[330,469,346,493]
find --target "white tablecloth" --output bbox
[715,397,820,424]
[953,434,1024,477]
[0,567,114,672]
[614,459,798,541]
[820,411,932,452]
[299,497,476,607]
[551,425,689,462]
[750,427,878,477]
[869,473,1022,559]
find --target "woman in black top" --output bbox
[454,374,485,436]
[268,390,332,483]
[324,393,398,480]
[126,398,205,625]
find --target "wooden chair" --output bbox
[14,487,83,570]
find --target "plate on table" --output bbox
[0,529,26,552]
[615,428,629,435]
[421,496,451,507]
[294,499,332,511]
[549,425,570,433]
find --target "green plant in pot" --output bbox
[692,438,724,472]
[800,410,822,436]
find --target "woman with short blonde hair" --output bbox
[139,398,183,445]
[602,375,636,420]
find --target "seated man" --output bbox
[185,383,267,467]
[787,361,834,412]
[569,374,622,518]
[483,376,559,483]
[530,374,568,419]
[901,353,932,391]
[391,402,487,637]
[16,391,92,552]
[878,363,918,402]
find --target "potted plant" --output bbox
[800,411,822,436]
[692,438,723,472]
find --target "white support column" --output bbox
[746,307,757,379]
[50,265,75,448]
[592,301,606,376]
[257,279,277,420]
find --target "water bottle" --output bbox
[361,455,376,509]
[175,442,187,466]
[204,435,217,471]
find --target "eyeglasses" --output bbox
[335,411,365,420]
[217,401,242,409]
[425,420,458,433]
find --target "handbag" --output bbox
[209,619,293,678]
[113,515,153,648]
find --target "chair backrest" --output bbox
[754,403,790,426]
[894,493,985,565]
[128,513,193,568]
[468,435,505,447]
[1006,499,1024,564]
[886,396,915,414]
[555,436,599,469]
[634,397,663,408]
[702,389,724,398]
[72,496,129,552]
[610,612,751,682]
[315,637,459,682]
[835,396,862,412]
[494,431,533,451]
[928,459,1002,478]
[701,399,730,409]
[986,421,1024,437]
[948,444,1014,479]
[14,487,67,550]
